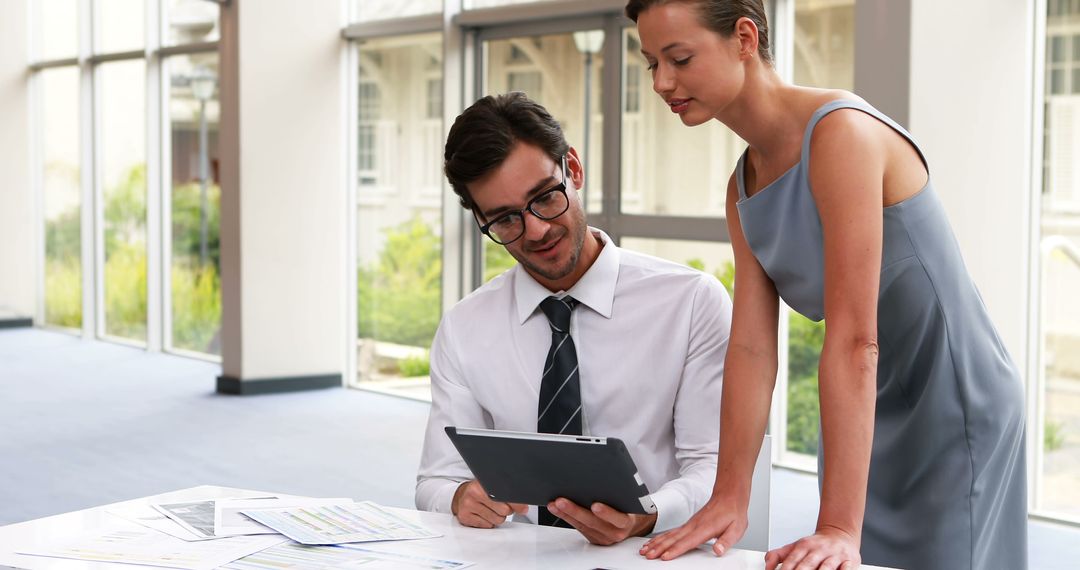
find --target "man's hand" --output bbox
[547,498,657,546]
[451,480,527,529]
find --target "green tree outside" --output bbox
[43,164,223,354]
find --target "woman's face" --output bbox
[637,2,745,126]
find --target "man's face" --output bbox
[468,143,588,286]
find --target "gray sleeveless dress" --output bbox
[734,99,1027,570]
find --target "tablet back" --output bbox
[445,427,656,515]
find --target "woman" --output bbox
[627,1,1027,569]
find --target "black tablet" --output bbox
[444,426,657,515]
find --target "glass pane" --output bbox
[94,0,144,53]
[354,0,440,22]
[794,0,855,89]
[622,29,740,218]
[34,0,78,61]
[618,238,734,291]
[467,0,560,8]
[784,0,854,461]
[1052,68,1066,95]
[482,30,605,269]
[1052,35,1067,64]
[165,0,220,45]
[786,309,824,456]
[98,60,147,343]
[355,33,444,400]
[1039,3,1080,520]
[166,53,221,356]
[1039,235,1080,519]
[40,67,82,330]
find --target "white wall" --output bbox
[0,0,35,319]
[219,0,348,381]
[856,0,1034,372]
[908,0,1033,370]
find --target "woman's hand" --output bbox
[764,526,861,570]
[639,494,747,561]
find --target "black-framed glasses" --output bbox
[476,156,570,245]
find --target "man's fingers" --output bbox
[459,510,496,529]
[551,500,616,535]
[589,503,632,529]
[509,502,529,515]
[641,527,687,559]
[712,520,744,556]
[484,500,513,518]
[658,524,724,561]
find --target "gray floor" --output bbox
[0,328,1076,569]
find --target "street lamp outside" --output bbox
[190,65,216,267]
[573,30,604,212]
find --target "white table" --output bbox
[0,486,896,569]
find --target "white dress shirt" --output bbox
[415,229,732,533]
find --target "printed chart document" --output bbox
[215,497,350,537]
[152,499,231,539]
[240,501,440,546]
[108,503,213,542]
[17,527,287,570]
[223,542,473,569]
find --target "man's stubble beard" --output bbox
[512,207,588,283]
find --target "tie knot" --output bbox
[539,296,578,334]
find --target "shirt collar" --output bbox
[514,227,619,325]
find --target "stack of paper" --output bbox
[223,542,473,569]
[17,528,287,570]
[15,492,469,570]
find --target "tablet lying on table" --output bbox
[444,426,657,515]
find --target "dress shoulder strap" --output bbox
[799,99,929,174]
[735,148,750,201]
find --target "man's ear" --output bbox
[565,147,585,190]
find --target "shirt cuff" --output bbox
[648,486,691,534]
[426,480,463,515]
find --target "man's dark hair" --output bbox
[444,92,569,212]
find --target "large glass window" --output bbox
[481,29,605,276]
[98,60,148,343]
[33,0,78,61]
[354,0,441,22]
[33,2,221,355]
[1037,0,1080,522]
[166,53,221,356]
[40,67,83,330]
[793,0,855,89]
[622,29,740,218]
[467,0,561,8]
[620,238,735,291]
[765,0,855,466]
[165,0,220,45]
[94,0,145,54]
[354,33,444,400]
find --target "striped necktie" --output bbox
[537,295,581,526]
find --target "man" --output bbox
[415,92,732,545]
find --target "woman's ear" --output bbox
[734,16,760,59]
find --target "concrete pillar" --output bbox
[854,0,1034,373]
[216,0,348,394]
[0,0,35,327]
